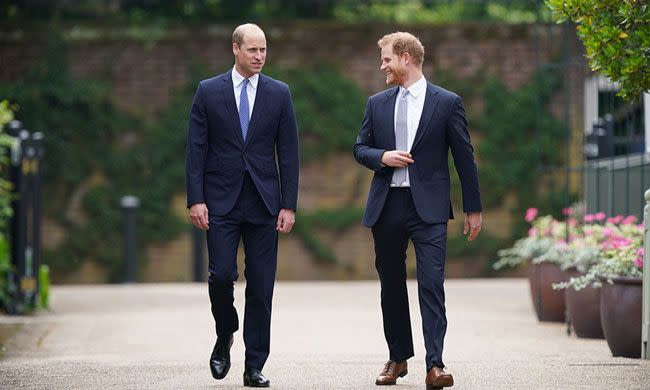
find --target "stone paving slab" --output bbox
[1,279,648,389]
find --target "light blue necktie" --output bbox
[392,90,409,185]
[239,78,250,142]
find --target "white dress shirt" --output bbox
[232,67,259,120]
[392,75,427,187]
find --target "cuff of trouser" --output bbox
[390,352,414,363]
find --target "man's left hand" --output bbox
[464,212,482,241]
[277,209,296,234]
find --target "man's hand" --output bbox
[276,208,296,234]
[189,203,209,230]
[464,212,482,241]
[381,150,414,168]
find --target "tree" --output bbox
[547,0,650,100]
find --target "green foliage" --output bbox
[439,68,568,240]
[1,0,550,24]
[0,100,15,310]
[547,0,650,100]
[38,264,50,309]
[293,207,364,264]
[266,65,366,162]
[334,0,552,24]
[1,0,336,23]
[0,32,372,278]
[0,33,195,281]
[476,70,567,207]
[0,235,10,310]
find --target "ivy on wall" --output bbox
[0,34,194,280]
[0,33,371,280]
[434,68,571,240]
[266,65,367,162]
[0,31,572,279]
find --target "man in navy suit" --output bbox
[186,23,299,388]
[354,32,482,389]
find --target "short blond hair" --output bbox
[378,32,425,66]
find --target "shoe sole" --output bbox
[375,369,408,385]
[426,378,454,390]
[243,378,270,387]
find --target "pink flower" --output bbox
[528,228,537,237]
[638,248,644,258]
[525,208,538,223]
[594,212,606,221]
[584,228,593,236]
[634,257,643,268]
[584,214,595,222]
[622,215,638,225]
[602,228,613,237]
[568,218,577,227]
[562,207,573,216]
[607,215,624,224]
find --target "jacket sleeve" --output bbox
[276,85,300,211]
[185,82,208,208]
[353,98,388,172]
[446,96,482,213]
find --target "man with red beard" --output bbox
[353,32,483,389]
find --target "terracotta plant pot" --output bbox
[528,262,566,322]
[599,276,642,358]
[565,268,604,339]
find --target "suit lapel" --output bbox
[243,74,267,147]
[411,83,440,151]
[382,87,400,149]
[221,71,245,146]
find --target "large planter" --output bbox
[528,262,566,322]
[600,276,642,358]
[565,268,604,339]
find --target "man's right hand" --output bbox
[381,150,414,168]
[189,203,209,230]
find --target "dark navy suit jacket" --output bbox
[186,71,299,216]
[353,82,482,227]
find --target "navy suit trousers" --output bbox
[206,173,278,370]
[371,187,448,370]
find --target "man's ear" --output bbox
[402,52,411,65]
[232,42,239,55]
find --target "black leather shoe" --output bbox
[209,334,234,380]
[243,367,270,387]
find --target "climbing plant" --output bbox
[0,30,570,278]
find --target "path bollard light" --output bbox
[642,189,650,359]
[121,195,140,283]
[30,132,44,308]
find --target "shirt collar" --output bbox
[400,75,426,99]
[232,66,259,89]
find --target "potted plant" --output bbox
[494,209,568,322]
[563,217,644,357]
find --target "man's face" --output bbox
[233,33,266,77]
[380,44,407,86]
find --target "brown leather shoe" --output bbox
[375,360,408,385]
[425,366,454,389]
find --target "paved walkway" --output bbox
[1,279,648,389]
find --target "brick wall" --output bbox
[0,23,585,282]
